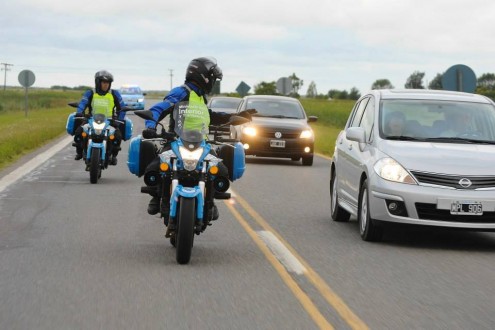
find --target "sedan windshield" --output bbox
[380,99,495,143]
[246,99,305,119]
[121,87,142,94]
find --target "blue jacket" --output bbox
[77,89,126,121]
[146,82,230,129]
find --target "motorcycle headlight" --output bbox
[300,129,313,139]
[93,122,106,135]
[179,146,204,171]
[373,158,416,184]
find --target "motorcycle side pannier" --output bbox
[218,142,246,181]
[123,117,133,141]
[66,112,86,136]
[127,135,156,177]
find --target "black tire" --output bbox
[358,179,383,241]
[330,170,350,222]
[176,197,195,264]
[89,148,101,184]
[302,155,313,166]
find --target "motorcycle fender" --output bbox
[170,185,204,221]
[87,142,105,161]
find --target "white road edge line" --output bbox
[258,230,307,275]
[0,136,72,194]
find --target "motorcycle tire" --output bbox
[175,197,195,264]
[90,148,101,184]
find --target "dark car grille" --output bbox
[410,171,495,190]
[415,203,495,223]
[257,128,301,139]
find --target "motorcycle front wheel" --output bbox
[175,197,195,264]
[89,148,101,184]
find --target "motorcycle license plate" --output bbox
[450,201,483,215]
[270,140,285,148]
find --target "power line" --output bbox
[169,69,173,90]
[1,63,14,91]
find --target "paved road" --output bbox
[1,100,495,329]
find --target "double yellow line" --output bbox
[224,192,369,330]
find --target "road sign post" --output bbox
[276,77,292,95]
[18,70,36,117]
[442,64,476,93]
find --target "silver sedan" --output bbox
[330,89,495,241]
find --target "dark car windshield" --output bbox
[246,99,305,119]
[210,98,241,109]
[380,99,495,143]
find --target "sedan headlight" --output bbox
[242,126,257,137]
[138,98,144,102]
[179,146,204,171]
[373,158,416,184]
[300,129,313,139]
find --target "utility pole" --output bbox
[168,69,173,90]
[1,63,13,91]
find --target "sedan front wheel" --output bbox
[358,179,383,242]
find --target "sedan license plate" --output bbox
[270,140,285,148]
[450,201,483,215]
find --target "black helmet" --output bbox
[185,57,223,94]
[94,70,114,94]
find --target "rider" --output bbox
[142,57,253,222]
[73,70,126,165]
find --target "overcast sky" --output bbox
[2,0,495,95]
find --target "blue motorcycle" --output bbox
[66,103,133,184]
[128,109,249,264]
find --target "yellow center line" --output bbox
[224,201,334,330]
[228,192,369,330]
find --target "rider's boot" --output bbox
[110,155,118,166]
[147,196,160,215]
[74,147,83,160]
[212,203,219,220]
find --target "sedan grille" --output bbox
[257,128,300,139]
[415,203,495,223]
[410,171,495,190]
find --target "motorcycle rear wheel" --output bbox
[176,197,195,264]
[90,148,101,184]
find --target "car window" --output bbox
[379,99,495,141]
[246,99,305,119]
[349,97,369,128]
[121,87,142,94]
[360,97,375,141]
[210,98,241,109]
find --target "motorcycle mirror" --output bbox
[134,110,155,122]
[230,115,250,126]
[68,102,79,108]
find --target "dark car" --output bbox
[231,95,317,166]
[207,96,242,137]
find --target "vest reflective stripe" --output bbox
[91,92,115,117]
[183,90,210,132]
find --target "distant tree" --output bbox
[428,73,443,90]
[476,73,495,101]
[477,73,495,89]
[253,81,277,95]
[306,81,317,98]
[349,87,361,100]
[289,73,303,97]
[405,71,425,89]
[327,89,341,99]
[371,79,394,90]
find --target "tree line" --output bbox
[253,71,495,101]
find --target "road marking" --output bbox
[258,230,306,275]
[224,201,334,330]
[0,136,72,194]
[229,190,369,330]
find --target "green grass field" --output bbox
[0,90,354,171]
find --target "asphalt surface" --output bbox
[1,100,495,329]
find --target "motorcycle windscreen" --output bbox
[173,100,209,144]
